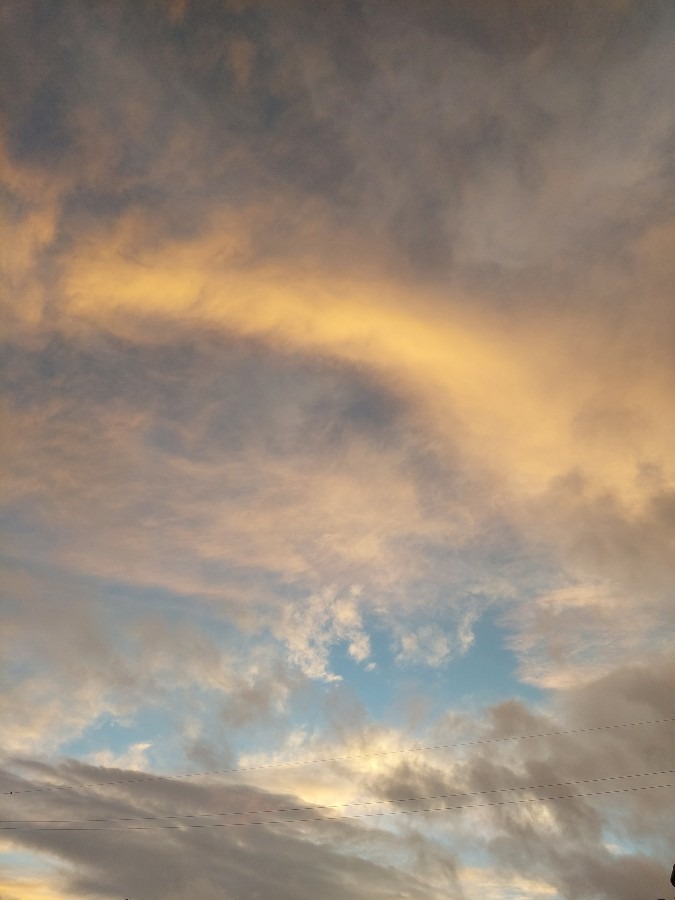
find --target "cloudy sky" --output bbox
[2,1,675,897]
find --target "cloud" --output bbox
[4,681,673,900]
[0,761,456,900]
[87,742,153,772]
[279,588,372,680]
[503,473,675,687]
[0,876,68,900]
[505,582,673,689]
[3,1,675,895]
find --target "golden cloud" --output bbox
[59,213,675,516]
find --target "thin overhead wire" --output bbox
[1,782,672,831]
[3,715,674,797]
[3,767,673,826]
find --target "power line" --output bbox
[2,782,672,831]
[3,715,674,797]
[3,768,673,826]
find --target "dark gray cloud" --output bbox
[5,0,675,288]
[361,686,675,900]
[1,329,410,459]
[0,761,451,900]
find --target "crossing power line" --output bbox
[1,782,673,831]
[2,767,673,827]
[3,715,674,797]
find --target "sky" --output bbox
[1,1,675,898]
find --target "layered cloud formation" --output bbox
[2,1,675,897]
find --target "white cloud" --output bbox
[87,742,153,771]
[277,589,371,681]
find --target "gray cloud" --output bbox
[0,761,455,900]
[5,0,675,288]
[361,687,675,899]
[1,326,506,658]
[3,1,675,896]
